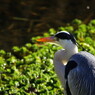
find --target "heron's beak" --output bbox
[36,36,55,42]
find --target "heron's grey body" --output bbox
[52,31,95,95]
[67,51,95,95]
[54,50,95,95]
[38,31,95,95]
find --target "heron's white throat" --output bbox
[54,39,78,65]
[59,39,78,53]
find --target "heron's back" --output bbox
[67,51,95,95]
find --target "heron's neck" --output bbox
[60,40,78,56]
[64,43,78,55]
[54,43,78,66]
[60,41,78,65]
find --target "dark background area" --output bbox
[0,0,95,51]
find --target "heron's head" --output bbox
[37,31,77,48]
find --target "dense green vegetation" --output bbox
[1,19,95,95]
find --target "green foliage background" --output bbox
[1,19,95,95]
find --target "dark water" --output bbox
[0,25,44,51]
[0,0,95,51]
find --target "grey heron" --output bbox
[37,31,95,95]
